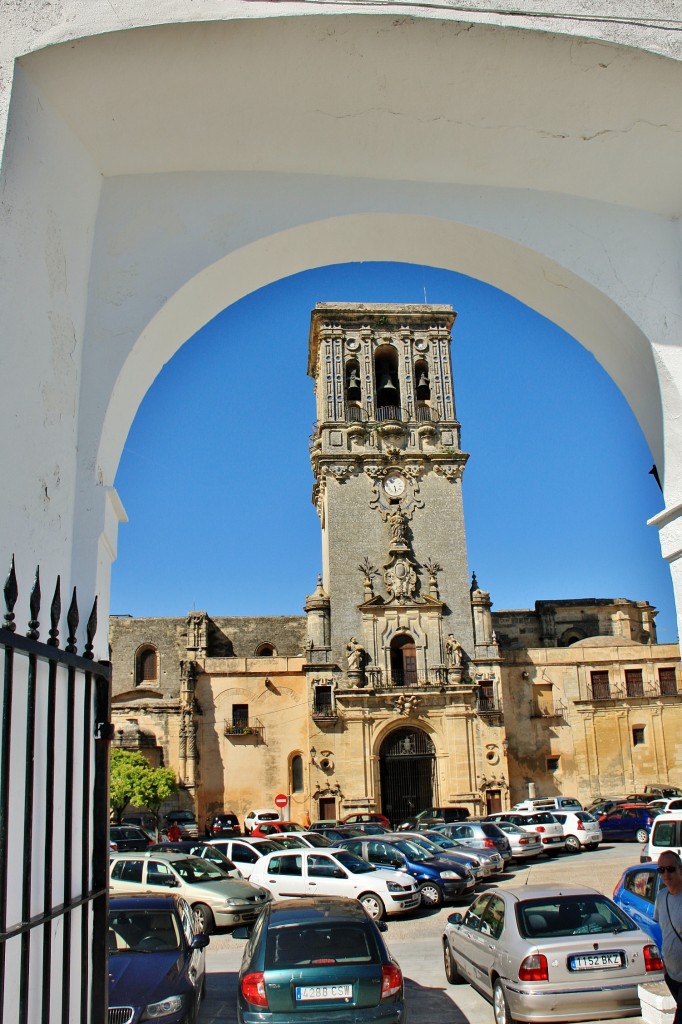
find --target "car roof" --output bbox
[494,884,602,902]
[265,896,372,924]
[111,851,195,862]
[109,893,181,912]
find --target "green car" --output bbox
[235,895,406,1023]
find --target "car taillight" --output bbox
[644,945,664,972]
[519,837,531,845]
[241,972,269,1008]
[381,964,403,999]
[577,821,584,831]
[519,954,548,982]
[536,826,545,833]
[483,839,495,848]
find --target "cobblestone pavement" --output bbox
[199,842,651,1023]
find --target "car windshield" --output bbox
[170,812,195,822]
[171,857,229,883]
[480,823,506,838]
[524,813,556,825]
[517,895,637,939]
[108,909,181,952]
[275,837,306,849]
[406,837,442,856]
[301,833,333,847]
[422,833,456,850]
[495,822,526,836]
[266,923,379,967]
[331,851,374,874]
[251,840,284,854]
[388,840,430,862]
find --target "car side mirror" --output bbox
[448,912,463,925]
[375,920,388,932]
[390,859,402,869]
[191,934,210,950]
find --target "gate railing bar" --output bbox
[42,644,58,1024]
[0,554,17,1016]
[0,889,108,943]
[62,659,75,1024]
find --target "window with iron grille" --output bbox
[590,671,610,700]
[632,727,645,746]
[136,645,158,685]
[625,669,644,697]
[659,667,678,696]
[232,704,249,728]
[313,685,333,715]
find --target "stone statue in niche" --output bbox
[388,507,408,548]
[445,634,463,667]
[346,637,365,672]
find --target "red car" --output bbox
[340,812,391,829]
[250,820,307,837]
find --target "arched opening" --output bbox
[390,634,418,688]
[374,345,401,420]
[379,727,436,826]
[135,645,158,686]
[255,643,275,657]
[290,754,304,794]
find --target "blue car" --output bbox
[598,803,659,844]
[612,863,662,949]
[108,893,209,1023]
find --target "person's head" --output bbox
[658,850,682,892]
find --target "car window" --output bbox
[368,841,400,866]
[308,855,343,878]
[267,923,377,967]
[553,814,566,824]
[576,812,596,822]
[268,855,302,876]
[179,899,195,944]
[653,821,679,848]
[624,869,658,904]
[231,844,259,864]
[147,860,175,887]
[450,825,471,838]
[108,909,181,951]
[111,860,144,884]
[172,857,228,883]
[481,895,505,940]
[517,896,636,938]
[463,895,492,931]
[332,851,373,875]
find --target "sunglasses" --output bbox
[658,865,680,875]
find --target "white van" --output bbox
[645,812,682,863]
[512,797,583,813]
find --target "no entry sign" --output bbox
[274,793,288,808]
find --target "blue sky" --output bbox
[111,262,677,643]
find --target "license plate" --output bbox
[568,952,624,971]
[295,984,353,1001]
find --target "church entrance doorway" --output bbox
[390,635,418,687]
[318,796,336,821]
[486,789,502,814]
[379,727,436,826]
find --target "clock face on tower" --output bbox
[383,474,406,498]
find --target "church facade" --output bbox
[109,305,682,824]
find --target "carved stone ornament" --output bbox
[403,462,425,481]
[392,693,421,716]
[363,462,386,480]
[433,463,464,482]
[322,463,353,482]
[384,558,418,602]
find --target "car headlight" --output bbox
[142,994,184,1019]
[225,898,248,907]
[440,871,460,879]
[386,881,410,893]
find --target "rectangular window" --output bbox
[590,671,610,700]
[659,668,678,696]
[632,727,645,746]
[313,686,333,715]
[547,756,560,772]
[232,704,249,728]
[625,669,644,697]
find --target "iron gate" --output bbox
[0,558,112,1024]
[379,727,437,826]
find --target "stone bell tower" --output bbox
[306,303,481,687]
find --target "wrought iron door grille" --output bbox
[379,727,437,825]
[0,557,112,1024]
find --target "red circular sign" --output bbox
[274,793,288,808]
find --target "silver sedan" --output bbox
[492,821,543,860]
[442,884,663,1023]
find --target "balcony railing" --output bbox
[475,696,503,715]
[364,667,449,691]
[312,705,338,722]
[224,719,264,741]
[376,404,403,422]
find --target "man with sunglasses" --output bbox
[654,850,682,1023]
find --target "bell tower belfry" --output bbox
[307,303,484,686]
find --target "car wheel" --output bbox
[193,903,215,935]
[420,882,443,908]
[493,979,516,1024]
[359,893,385,920]
[564,834,581,853]
[636,828,649,844]
[443,939,465,984]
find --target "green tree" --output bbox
[109,749,178,825]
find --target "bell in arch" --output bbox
[378,373,398,394]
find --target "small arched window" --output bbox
[291,755,304,794]
[136,645,158,686]
[414,359,431,401]
[255,643,276,657]
[374,345,401,416]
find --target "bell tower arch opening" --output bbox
[379,726,437,827]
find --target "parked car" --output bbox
[338,822,390,836]
[585,798,627,817]
[308,825,366,843]
[490,821,543,861]
[121,812,159,837]
[648,797,682,815]
[598,803,659,844]
[205,811,241,837]
[108,893,209,1024]
[251,821,306,838]
[435,820,513,863]
[244,809,281,833]
[512,797,582,813]
[408,829,505,877]
[165,810,199,838]
[551,811,602,852]
[612,862,662,949]
[205,837,300,879]
[248,847,421,920]
[277,832,338,849]
[397,806,469,831]
[486,811,566,855]
[148,841,241,876]
[333,835,476,907]
[234,896,406,1023]
[646,811,682,863]
[109,851,272,933]
[340,812,392,829]
[442,884,663,1022]
[110,826,154,852]
[644,784,682,798]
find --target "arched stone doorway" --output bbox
[379,726,436,826]
[389,634,418,688]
